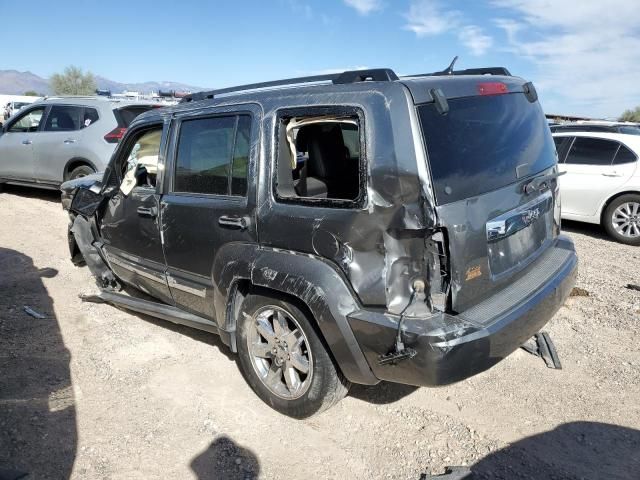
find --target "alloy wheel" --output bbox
[612,201,640,238]
[246,306,313,400]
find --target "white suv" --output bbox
[553,131,640,245]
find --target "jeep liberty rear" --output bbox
[62,66,577,418]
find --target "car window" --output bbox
[119,127,162,195]
[44,105,82,132]
[565,137,619,166]
[83,107,99,128]
[552,136,573,163]
[174,115,251,196]
[612,144,637,165]
[8,107,45,133]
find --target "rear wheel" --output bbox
[68,164,95,180]
[603,194,640,245]
[236,291,350,418]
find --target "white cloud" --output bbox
[458,25,493,56]
[404,0,461,36]
[492,0,640,118]
[343,0,383,15]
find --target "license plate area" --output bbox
[486,190,553,279]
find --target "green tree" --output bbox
[49,66,96,95]
[619,106,640,122]
[23,90,41,96]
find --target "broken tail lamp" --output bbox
[477,82,508,96]
[104,127,127,144]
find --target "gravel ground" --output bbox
[0,185,639,480]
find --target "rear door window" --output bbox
[44,105,82,131]
[612,144,637,165]
[173,115,251,196]
[565,137,618,165]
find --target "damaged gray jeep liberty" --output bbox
[62,65,578,418]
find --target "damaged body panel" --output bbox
[62,66,577,415]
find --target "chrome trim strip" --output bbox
[486,190,553,242]
[107,255,165,284]
[166,274,207,298]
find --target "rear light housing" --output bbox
[477,82,508,96]
[104,127,127,143]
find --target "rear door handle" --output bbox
[63,138,77,144]
[602,172,622,177]
[21,139,32,145]
[218,215,248,230]
[136,206,157,218]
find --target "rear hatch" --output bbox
[105,105,161,143]
[412,78,559,312]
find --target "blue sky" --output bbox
[1,0,639,118]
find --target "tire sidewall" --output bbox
[603,194,640,246]
[68,165,95,181]
[236,293,340,418]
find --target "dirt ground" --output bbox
[0,185,639,480]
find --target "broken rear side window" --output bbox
[275,112,363,205]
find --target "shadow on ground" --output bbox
[562,219,611,241]
[0,184,61,203]
[349,381,419,405]
[422,421,640,479]
[191,435,260,480]
[0,248,76,479]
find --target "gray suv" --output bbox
[62,66,577,418]
[0,97,159,188]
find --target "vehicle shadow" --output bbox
[349,381,419,405]
[190,435,261,480]
[422,421,640,479]
[0,184,61,203]
[0,248,76,479]
[562,219,611,241]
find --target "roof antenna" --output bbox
[444,56,459,75]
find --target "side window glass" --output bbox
[565,137,618,166]
[174,115,251,196]
[552,136,572,163]
[83,108,99,128]
[612,144,637,165]
[120,128,162,195]
[44,106,82,132]
[8,107,45,133]
[275,112,362,203]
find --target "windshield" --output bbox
[418,93,556,204]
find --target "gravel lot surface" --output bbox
[1,185,639,480]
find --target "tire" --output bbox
[67,164,95,180]
[236,291,350,418]
[603,194,640,246]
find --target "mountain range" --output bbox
[0,69,203,95]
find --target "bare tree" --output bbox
[50,66,97,95]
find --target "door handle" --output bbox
[136,206,157,218]
[63,138,77,144]
[218,215,248,230]
[21,139,32,145]
[602,172,622,177]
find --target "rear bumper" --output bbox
[347,236,577,387]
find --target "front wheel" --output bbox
[236,292,350,418]
[603,194,640,246]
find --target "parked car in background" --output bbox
[3,100,35,121]
[551,121,640,136]
[62,66,577,418]
[553,131,640,245]
[0,97,161,189]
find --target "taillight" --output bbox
[104,127,127,143]
[477,82,508,96]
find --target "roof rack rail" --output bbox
[181,68,399,103]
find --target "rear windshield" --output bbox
[418,93,556,204]
[114,105,157,127]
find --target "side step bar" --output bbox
[81,291,219,335]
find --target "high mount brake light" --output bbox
[477,82,508,96]
[104,127,127,143]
